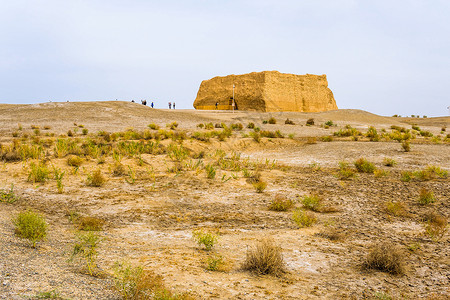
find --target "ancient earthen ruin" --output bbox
[193,71,338,112]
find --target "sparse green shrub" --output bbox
[253,180,267,193]
[401,140,411,152]
[241,239,285,276]
[70,231,102,276]
[204,122,214,130]
[148,123,160,130]
[231,123,243,130]
[301,194,322,212]
[167,143,189,161]
[205,164,216,179]
[334,125,361,137]
[354,158,376,173]
[86,169,106,187]
[193,230,218,251]
[67,155,83,167]
[12,210,48,248]
[385,201,407,217]
[321,136,333,142]
[249,131,261,143]
[67,130,73,137]
[418,189,435,205]
[306,118,314,126]
[206,254,225,271]
[324,120,334,127]
[82,128,88,135]
[166,122,178,130]
[1,184,18,203]
[292,209,317,227]
[268,117,276,124]
[383,158,396,167]
[53,167,65,194]
[247,122,255,129]
[337,161,356,180]
[36,289,60,299]
[419,130,433,137]
[374,169,389,178]
[28,161,50,183]
[284,118,295,125]
[366,126,380,141]
[268,195,294,211]
[400,171,412,182]
[412,125,421,131]
[363,243,405,275]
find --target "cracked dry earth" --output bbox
[0,101,449,299]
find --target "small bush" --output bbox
[374,169,389,178]
[306,118,314,126]
[423,212,448,241]
[337,161,356,180]
[268,117,277,124]
[324,120,334,127]
[113,163,127,176]
[292,209,317,227]
[401,140,411,152]
[67,130,73,137]
[205,254,225,271]
[241,239,285,276]
[67,155,83,167]
[400,171,412,182]
[354,158,376,173]
[247,122,255,129]
[86,169,106,187]
[284,118,295,125]
[70,231,102,276]
[192,230,218,251]
[166,122,178,130]
[363,243,405,275]
[268,195,294,211]
[418,189,435,205]
[28,161,50,183]
[253,181,267,193]
[1,184,18,204]
[366,126,380,141]
[321,136,333,142]
[250,131,261,142]
[148,123,160,130]
[113,261,168,299]
[301,194,322,212]
[12,210,48,248]
[77,216,105,231]
[383,158,396,167]
[385,201,407,217]
[82,128,89,135]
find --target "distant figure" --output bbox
[173,102,175,109]
[169,102,172,109]
[141,100,147,106]
[131,100,135,103]
[151,102,154,108]
[215,102,218,109]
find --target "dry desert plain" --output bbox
[0,101,449,299]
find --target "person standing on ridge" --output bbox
[169,102,172,109]
[151,102,154,108]
[173,102,175,109]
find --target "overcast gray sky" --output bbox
[1,0,449,116]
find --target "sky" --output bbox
[0,0,449,117]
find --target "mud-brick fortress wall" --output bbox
[193,71,338,112]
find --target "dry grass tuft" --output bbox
[422,212,448,241]
[77,216,105,231]
[268,194,294,211]
[86,169,106,187]
[241,239,285,276]
[363,243,405,275]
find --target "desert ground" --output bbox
[0,101,449,299]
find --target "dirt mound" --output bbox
[193,71,337,112]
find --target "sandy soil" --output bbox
[0,101,449,299]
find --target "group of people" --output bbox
[131,99,175,109]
